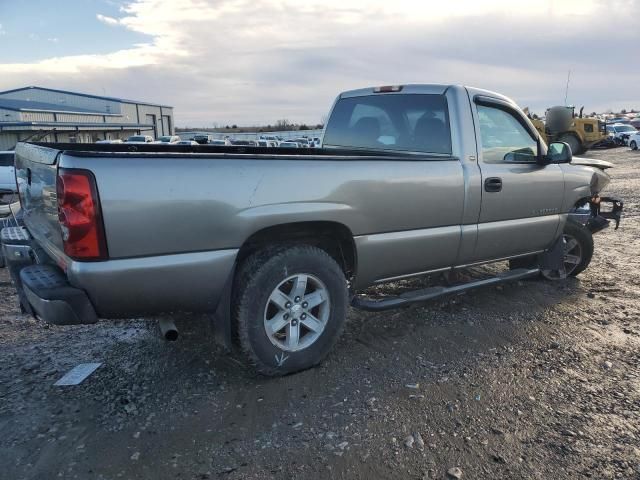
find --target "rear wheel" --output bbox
[233,245,348,376]
[631,140,638,150]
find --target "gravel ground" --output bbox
[0,147,638,480]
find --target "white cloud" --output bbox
[0,24,5,35]
[47,37,59,43]
[0,0,638,125]
[96,14,120,26]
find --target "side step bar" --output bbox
[351,268,540,312]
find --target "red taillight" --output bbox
[56,168,108,261]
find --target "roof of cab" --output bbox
[339,84,516,106]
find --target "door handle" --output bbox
[484,177,502,192]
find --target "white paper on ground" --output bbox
[54,363,102,386]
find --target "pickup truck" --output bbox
[2,84,623,376]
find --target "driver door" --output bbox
[472,97,564,262]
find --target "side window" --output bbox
[477,105,537,163]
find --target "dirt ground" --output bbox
[0,148,639,480]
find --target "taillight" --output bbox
[56,168,108,260]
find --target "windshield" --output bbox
[617,125,636,132]
[127,136,145,142]
[158,136,172,142]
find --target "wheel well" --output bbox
[236,221,357,279]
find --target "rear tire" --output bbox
[560,134,583,155]
[234,245,348,376]
[631,140,638,150]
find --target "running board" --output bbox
[351,268,540,312]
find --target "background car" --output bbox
[95,139,123,144]
[155,135,181,144]
[0,150,19,219]
[126,135,154,143]
[174,140,199,145]
[279,141,300,148]
[208,139,226,146]
[628,131,640,150]
[607,123,638,145]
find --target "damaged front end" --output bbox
[566,158,623,233]
[569,195,623,233]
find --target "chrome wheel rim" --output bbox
[263,273,330,352]
[542,234,583,280]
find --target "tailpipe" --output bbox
[158,317,179,341]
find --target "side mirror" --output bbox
[546,141,572,164]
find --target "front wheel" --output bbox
[631,140,638,150]
[541,219,594,280]
[510,219,594,280]
[234,245,348,376]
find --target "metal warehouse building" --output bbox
[0,86,174,150]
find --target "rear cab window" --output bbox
[323,94,452,155]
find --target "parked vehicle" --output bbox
[126,135,154,143]
[193,134,212,145]
[607,123,638,145]
[531,106,607,155]
[0,151,16,195]
[258,140,278,147]
[292,138,310,148]
[629,131,640,150]
[208,139,226,146]
[174,140,199,146]
[0,151,18,218]
[229,140,257,146]
[155,135,181,144]
[279,141,300,148]
[2,84,623,376]
[95,139,123,144]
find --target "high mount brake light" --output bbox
[56,168,108,261]
[373,85,403,93]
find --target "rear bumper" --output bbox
[65,249,238,318]
[1,224,238,320]
[20,265,98,325]
[0,226,94,325]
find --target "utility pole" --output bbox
[564,70,571,106]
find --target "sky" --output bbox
[0,0,638,126]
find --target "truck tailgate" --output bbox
[14,143,65,258]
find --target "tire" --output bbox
[631,140,638,151]
[510,219,593,278]
[561,218,593,276]
[541,218,594,280]
[559,134,583,156]
[234,245,348,376]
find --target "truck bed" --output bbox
[26,142,440,161]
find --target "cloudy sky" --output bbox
[0,0,637,126]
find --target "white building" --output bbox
[0,86,174,150]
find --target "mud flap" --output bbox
[538,235,565,272]
[212,268,234,351]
